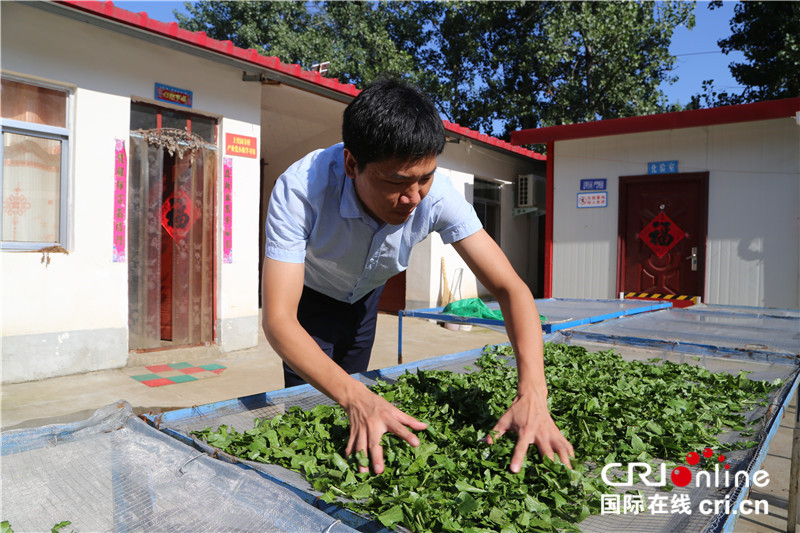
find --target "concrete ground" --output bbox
[0,313,508,430]
[1,313,797,532]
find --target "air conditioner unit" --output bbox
[517,174,536,208]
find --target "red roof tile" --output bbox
[58,1,543,161]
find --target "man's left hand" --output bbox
[485,393,574,473]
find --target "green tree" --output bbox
[175,1,313,60]
[175,1,427,88]
[176,1,695,139]
[691,1,800,107]
[420,1,693,137]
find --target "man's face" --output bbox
[344,148,436,226]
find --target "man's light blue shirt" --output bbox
[265,143,482,303]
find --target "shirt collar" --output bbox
[340,174,362,219]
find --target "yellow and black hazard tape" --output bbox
[625,292,700,304]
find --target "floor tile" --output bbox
[145,364,173,373]
[189,371,217,380]
[140,378,174,387]
[168,362,194,370]
[158,370,185,378]
[130,373,162,382]
[167,375,197,384]
[128,361,225,386]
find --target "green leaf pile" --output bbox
[540,344,778,465]
[193,344,780,532]
[1,520,73,533]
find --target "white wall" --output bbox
[551,117,799,308]
[1,2,262,381]
[218,118,262,352]
[260,84,346,191]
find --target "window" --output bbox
[1,77,70,249]
[130,101,217,143]
[473,178,502,244]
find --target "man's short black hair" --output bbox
[342,77,445,171]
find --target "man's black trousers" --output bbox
[282,284,385,388]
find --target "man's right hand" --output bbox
[262,258,426,474]
[342,383,427,474]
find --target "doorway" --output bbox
[618,172,708,299]
[127,103,217,350]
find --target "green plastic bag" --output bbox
[442,298,547,323]
[442,298,503,320]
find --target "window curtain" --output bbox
[1,133,61,243]
[128,134,215,350]
[1,79,67,127]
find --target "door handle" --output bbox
[685,247,698,271]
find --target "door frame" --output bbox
[616,172,709,299]
[127,102,219,352]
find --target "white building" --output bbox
[1,1,544,383]
[511,98,800,309]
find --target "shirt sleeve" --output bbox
[432,175,484,244]
[264,172,312,263]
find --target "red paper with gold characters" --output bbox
[637,211,686,258]
[160,190,197,241]
[225,133,257,158]
[223,157,233,263]
[112,139,127,262]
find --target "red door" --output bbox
[618,173,708,300]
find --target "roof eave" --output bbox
[510,97,800,146]
[41,0,545,161]
[443,121,545,161]
[42,0,359,103]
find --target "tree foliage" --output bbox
[176,1,694,139]
[691,1,800,107]
[419,1,694,135]
[175,1,428,87]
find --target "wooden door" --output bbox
[128,102,217,350]
[618,173,708,299]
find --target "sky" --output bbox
[115,1,746,108]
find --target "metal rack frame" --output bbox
[397,298,671,363]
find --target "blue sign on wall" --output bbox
[580,178,606,191]
[648,160,679,175]
[155,83,193,108]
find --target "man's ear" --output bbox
[343,148,358,180]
